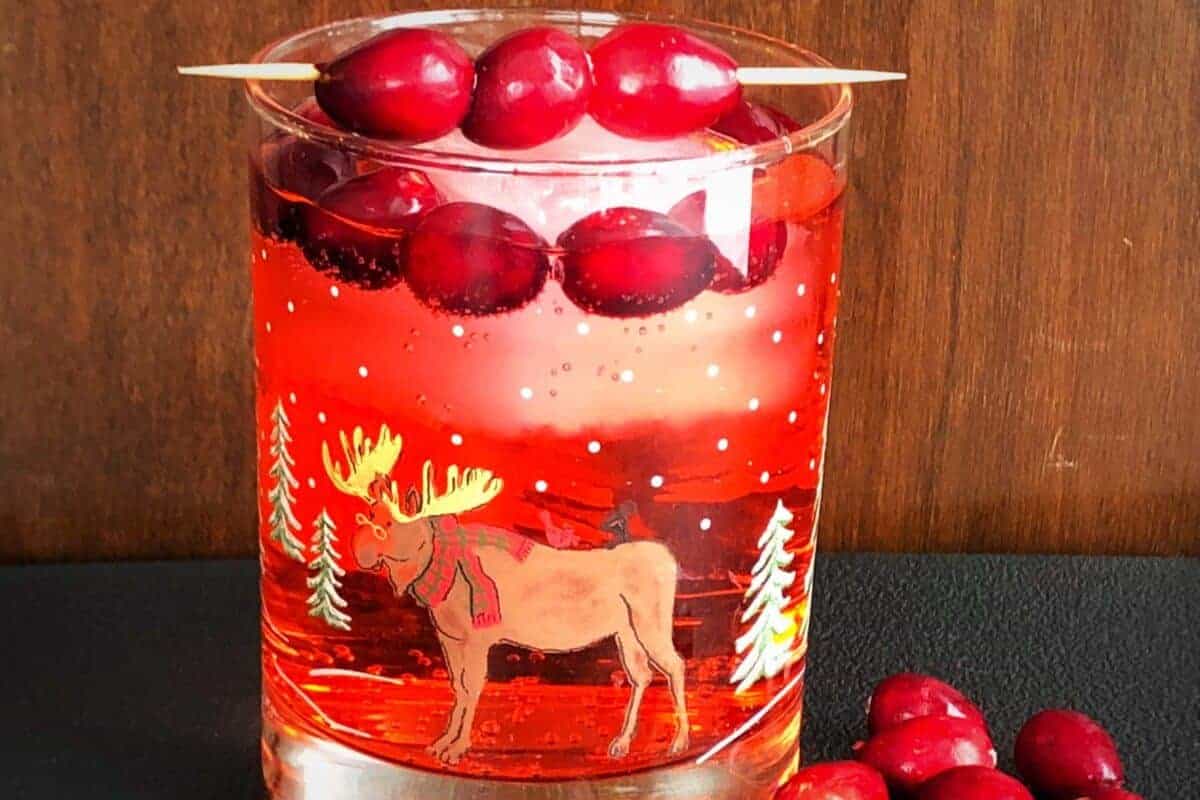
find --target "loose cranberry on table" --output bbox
[314,28,474,142]
[299,167,442,289]
[1014,710,1125,799]
[713,99,801,144]
[558,207,716,317]
[588,23,742,139]
[856,713,997,794]
[667,190,788,293]
[917,766,1034,800]
[775,761,888,800]
[462,27,592,149]
[867,672,988,735]
[1072,790,1144,800]
[404,202,550,315]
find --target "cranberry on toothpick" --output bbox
[462,27,593,149]
[314,28,475,141]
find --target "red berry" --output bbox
[558,207,716,317]
[589,23,741,139]
[868,673,988,735]
[1014,710,1125,799]
[1073,791,1144,800]
[405,202,550,315]
[462,27,592,149]
[917,767,1034,800]
[668,190,787,293]
[755,153,840,224]
[315,28,474,142]
[856,714,997,795]
[291,95,338,128]
[713,100,801,144]
[775,761,888,800]
[300,167,442,289]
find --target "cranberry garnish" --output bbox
[300,167,442,290]
[1015,710,1125,799]
[917,767,1034,800]
[713,99,801,144]
[558,207,716,317]
[867,673,988,735]
[315,28,474,142]
[589,23,741,139]
[775,761,888,800]
[462,27,592,149]
[405,202,550,315]
[856,714,997,795]
[668,190,788,294]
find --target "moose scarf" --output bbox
[409,520,534,628]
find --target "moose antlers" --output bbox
[322,424,503,521]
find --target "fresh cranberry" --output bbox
[462,27,592,149]
[299,168,442,289]
[1015,710,1125,799]
[315,28,474,142]
[775,761,888,800]
[755,153,840,224]
[868,673,988,735]
[856,714,996,795]
[713,100,801,144]
[405,202,550,315]
[1072,791,1144,800]
[291,95,338,128]
[589,23,741,139]
[558,207,716,317]
[668,190,787,293]
[917,767,1034,800]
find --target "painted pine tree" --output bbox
[267,399,306,562]
[306,508,351,631]
[730,500,799,694]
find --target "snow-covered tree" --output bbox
[731,500,799,694]
[307,508,351,631]
[267,399,305,562]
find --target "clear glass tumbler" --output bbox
[246,10,851,798]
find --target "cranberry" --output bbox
[668,190,788,294]
[300,167,442,289]
[462,27,592,149]
[713,100,801,144]
[775,761,888,800]
[315,28,474,142]
[405,202,550,315]
[856,714,996,795]
[589,23,741,139]
[1015,710,1125,799]
[558,207,716,317]
[291,95,338,128]
[868,673,988,735]
[917,767,1034,800]
[1073,791,1144,800]
[756,153,840,224]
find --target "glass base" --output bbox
[262,703,799,799]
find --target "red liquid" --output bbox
[254,154,843,780]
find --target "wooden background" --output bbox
[1,0,1197,562]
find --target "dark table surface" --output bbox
[1,555,1195,798]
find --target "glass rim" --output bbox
[244,8,853,177]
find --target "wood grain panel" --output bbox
[1,0,1197,561]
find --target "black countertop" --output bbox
[1,555,1195,798]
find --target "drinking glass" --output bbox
[246,10,851,798]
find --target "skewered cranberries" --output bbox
[867,672,988,735]
[315,29,474,142]
[917,766,1034,800]
[462,27,593,149]
[589,23,742,139]
[404,202,550,315]
[1014,710,1125,799]
[856,714,997,794]
[300,167,442,289]
[775,761,888,800]
[558,207,716,317]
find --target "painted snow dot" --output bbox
[307,477,317,489]
[330,285,340,298]
[772,330,783,344]
[817,331,825,346]
[650,475,664,488]
[699,517,712,531]
[576,322,590,336]
[619,369,634,383]
[286,300,295,313]
[357,365,368,378]
[748,397,760,411]
[759,471,770,484]
[317,412,327,424]
[451,324,465,338]
[819,383,827,396]
[587,440,601,454]
[797,283,806,296]
[519,386,534,400]
[534,480,548,493]
[744,305,757,319]
[260,249,267,260]
[809,458,817,470]
[288,392,297,404]
[717,438,729,451]
[685,309,699,323]
[706,363,720,378]
[788,410,798,424]
[265,321,272,333]
[450,433,463,446]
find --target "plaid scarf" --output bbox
[409,518,533,628]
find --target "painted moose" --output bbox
[323,425,689,764]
